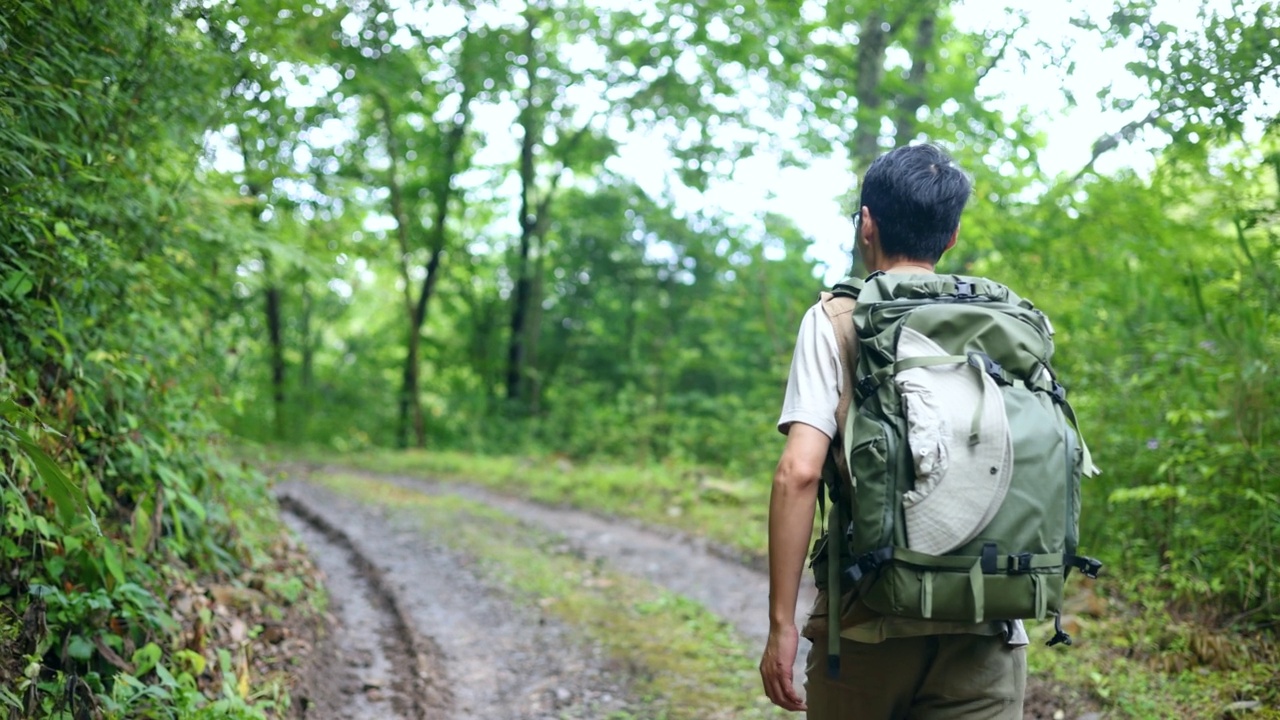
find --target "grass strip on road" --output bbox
[287,447,772,564]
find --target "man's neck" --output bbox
[881,261,936,274]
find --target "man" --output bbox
[759,144,1028,718]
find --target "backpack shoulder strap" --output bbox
[817,278,863,677]
[818,287,858,480]
[830,275,864,301]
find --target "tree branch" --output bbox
[1069,107,1162,183]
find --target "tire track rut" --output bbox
[279,480,638,720]
[280,494,443,719]
[352,467,815,689]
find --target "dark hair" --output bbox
[858,144,972,263]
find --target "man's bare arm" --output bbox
[760,423,829,712]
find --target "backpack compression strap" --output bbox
[818,278,861,677]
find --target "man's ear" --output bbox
[943,225,959,252]
[860,206,876,246]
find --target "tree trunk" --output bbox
[405,82,468,429]
[233,125,288,441]
[506,11,539,407]
[894,13,936,143]
[398,332,422,447]
[847,11,890,276]
[263,255,286,441]
[378,93,427,449]
[300,276,313,395]
[299,275,314,434]
[852,10,888,174]
[526,248,545,415]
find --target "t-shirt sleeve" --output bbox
[777,303,844,439]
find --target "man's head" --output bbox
[856,144,972,266]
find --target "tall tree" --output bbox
[320,1,503,447]
[505,4,618,408]
[500,0,786,408]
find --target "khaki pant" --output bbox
[804,633,1026,720]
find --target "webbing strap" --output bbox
[1062,401,1101,477]
[894,354,970,373]
[968,558,985,624]
[921,571,935,619]
[890,547,1063,572]
[1033,573,1048,620]
[826,501,842,679]
[856,355,969,401]
[858,349,1065,406]
[968,360,986,445]
[819,290,858,488]
[816,284,860,682]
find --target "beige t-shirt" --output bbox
[778,302,1029,646]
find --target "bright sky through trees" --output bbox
[625,0,1277,279]
[205,0,1278,283]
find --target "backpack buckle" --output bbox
[1067,555,1103,579]
[955,280,976,298]
[855,375,879,401]
[843,548,892,584]
[1008,552,1034,574]
[968,352,1010,386]
[1051,381,1067,404]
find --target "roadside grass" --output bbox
[309,470,789,720]
[263,446,1280,719]
[1026,600,1280,719]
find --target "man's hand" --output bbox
[762,423,825,712]
[760,622,806,711]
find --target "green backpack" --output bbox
[816,272,1102,676]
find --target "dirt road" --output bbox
[279,478,638,719]
[278,467,1081,719]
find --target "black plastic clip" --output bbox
[855,375,879,400]
[1050,381,1067,404]
[1046,614,1073,647]
[1008,552,1034,574]
[969,352,1010,386]
[843,548,891,585]
[955,280,976,298]
[1066,555,1103,579]
[980,543,998,574]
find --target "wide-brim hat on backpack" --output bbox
[895,327,1013,556]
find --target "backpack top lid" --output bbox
[856,272,1025,306]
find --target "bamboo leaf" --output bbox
[10,425,99,536]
